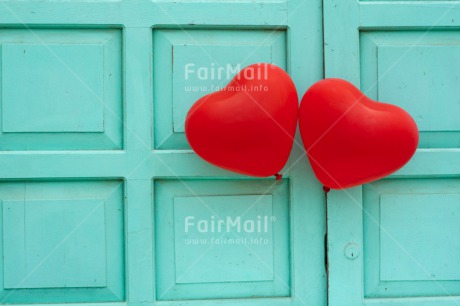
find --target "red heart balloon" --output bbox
[185,63,298,177]
[299,78,419,189]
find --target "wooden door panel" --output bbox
[363,179,460,298]
[325,1,460,305]
[360,30,460,148]
[154,179,290,301]
[0,28,123,150]
[153,29,287,149]
[0,1,324,305]
[0,180,125,303]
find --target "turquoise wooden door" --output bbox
[325,1,460,305]
[0,1,325,306]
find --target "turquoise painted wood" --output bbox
[0,1,324,306]
[325,1,460,305]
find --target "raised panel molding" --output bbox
[153,28,287,149]
[377,45,460,132]
[171,44,273,133]
[380,194,460,282]
[2,43,104,133]
[363,179,460,298]
[360,31,460,148]
[3,199,107,289]
[0,28,123,150]
[173,195,274,284]
[154,179,290,301]
[0,180,125,303]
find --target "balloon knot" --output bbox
[323,186,331,193]
[274,173,283,181]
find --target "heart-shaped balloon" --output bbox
[299,78,419,189]
[185,63,298,177]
